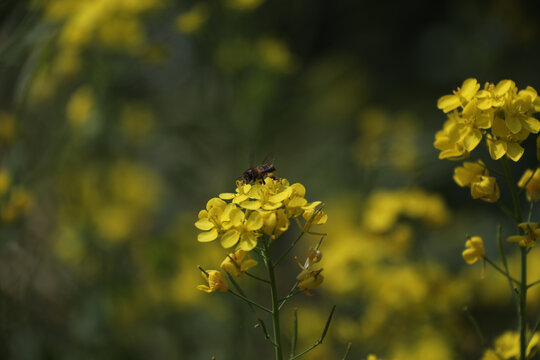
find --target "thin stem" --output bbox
[256,318,277,347]
[497,225,520,314]
[275,231,305,267]
[263,241,283,360]
[341,343,352,360]
[290,308,298,358]
[528,202,534,223]
[503,157,527,360]
[528,279,540,289]
[288,305,336,360]
[463,306,484,346]
[245,271,271,284]
[227,289,272,314]
[519,247,528,360]
[278,289,302,307]
[484,257,520,286]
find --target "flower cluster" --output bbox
[195,178,327,251]
[453,161,500,202]
[435,78,540,162]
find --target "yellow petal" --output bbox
[221,229,240,248]
[219,192,236,200]
[268,187,292,203]
[238,232,258,251]
[462,128,482,151]
[437,95,461,113]
[240,200,262,210]
[195,218,214,230]
[461,78,480,100]
[494,79,514,97]
[523,117,540,133]
[506,116,522,134]
[246,212,263,230]
[198,228,218,242]
[506,143,524,162]
[488,139,507,160]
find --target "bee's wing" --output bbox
[261,152,275,166]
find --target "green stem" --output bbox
[227,289,272,314]
[484,257,520,286]
[503,157,527,360]
[290,308,298,357]
[519,247,528,360]
[263,241,283,360]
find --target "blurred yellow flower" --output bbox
[225,0,264,11]
[257,37,294,73]
[197,269,228,293]
[66,85,95,127]
[0,169,11,196]
[518,168,540,202]
[462,236,485,264]
[175,3,209,34]
[1,188,33,223]
[0,112,16,144]
[481,331,540,360]
[507,222,540,248]
[121,102,155,141]
[220,250,257,276]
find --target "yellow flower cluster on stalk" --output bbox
[435,78,540,204]
[195,177,327,293]
[435,78,540,162]
[195,178,327,251]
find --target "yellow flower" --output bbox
[507,222,540,248]
[295,249,324,296]
[261,209,290,239]
[197,270,228,293]
[220,250,257,276]
[518,168,540,202]
[367,356,378,360]
[503,85,540,134]
[220,208,263,250]
[194,198,236,242]
[437,78,480,113]
[462,236,485,264]
[487,117,528,161]
[433,116,469,160]
[453,162,500,202]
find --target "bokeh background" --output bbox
[2,0,540,359]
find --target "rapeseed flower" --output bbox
[197,269,228,293]
[220,250,257,276]
[462,236,485,264]
[295,249,324,295]
[481,331,540,360]
[453,161,499,202]
[518,168,540,202]
[196,176,327,250]
[435,78,540,162]
[507,222,540,248]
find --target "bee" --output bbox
[242,159,276,183]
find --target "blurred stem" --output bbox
[263,240,283,360]
[288,305,335,360]
[290,308,298,357]
[497,225,520,314]
[275,230,305,266]
[484,257,520,286]
[341,343,352,360]
[503,157,527,360]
